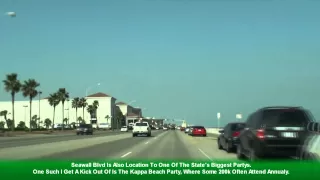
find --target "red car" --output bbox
[191,126,206,136]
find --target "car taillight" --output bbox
[232,131,240,137]
[256,129,265,140]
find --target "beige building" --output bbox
[0,92,119,128]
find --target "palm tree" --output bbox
[72,97,80,124]
[93,100,99,124]
[48,93,60,130]
[21,79,40,132]
[57,88,69,130]
[3,73,21,131]
[86,105,94,124]
[0,121,5,129]
[105,115,110,124]
[79,98,87,121]
[44,118,52,129]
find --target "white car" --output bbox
[120,126,128,132]
[98,123,110,130]
[132,122,151,137]
[163,127,168,130]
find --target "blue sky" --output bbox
[0,0,320,126]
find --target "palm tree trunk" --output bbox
[75,108,78,124]
[82,107,84,122]
[52,107,55,130]
[29,98,32,132]
[11,93,15,131]
[62,102,64,131]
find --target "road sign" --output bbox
[217,113,221,119]
[236,114,242,119]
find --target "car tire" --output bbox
[226,142,232,153]
[203,134,207,137]
[218,139,223,150]
[249,148,258,161]
[147,133,151,137]
[236,144,245,160]
[132,134,136,137]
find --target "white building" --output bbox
[115,101,142,125]
[0,92,117,128]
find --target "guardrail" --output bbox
[206,128,221,135]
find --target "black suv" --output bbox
[237,106,313,160]
[218,122,246,152]
[76,124,93,135]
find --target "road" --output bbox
[37,130,236,160]
[0,131,127,148]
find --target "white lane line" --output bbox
[145,141,149,144]
[121,152,132,158]
[198,148,213,161]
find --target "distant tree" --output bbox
[0,121,5,129]
[30,120,37,129]
[2,73,21,131]
[21,79,40,132]
[105,115,110,124]
[77,116,83,124]
[79,98,87,121]
[17,121,26,129]
[6,119,13,129]
[48,93,60,130]
[115,111,125,129]
[63,118,68,125]
[44,118,52,129]
[0,110,8,128]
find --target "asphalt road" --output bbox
[0,131,128,148]
[38,130,236,160]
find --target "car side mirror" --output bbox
[219,130,224,133]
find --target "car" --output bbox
[218,122,246,152]
[180,127,185,131]
[237,106,313,161]
[185,127,190,133]
[132,122,151,137]
[120,126,128,132]
[163,127,168,131]
[189,126,207,136]
[76,124,93,135]
[98,123,110,130]
[299,122,320,160]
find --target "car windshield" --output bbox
[122,126,127,128]
[79,124,91,128]
[231,123,245,131]
[99,123,107,125]
[135,123,148,126]
[262,109,311,127]
[193,126,204,129]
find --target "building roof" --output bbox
[86,92,110,97]
[127,112,140,117]
[116,101,127,105]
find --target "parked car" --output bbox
[218,122,246,152]
[120,126,128,132]
[76,124,93,135]
[237,106,313,161]
[185,127,190,134]
[189,126,207,136]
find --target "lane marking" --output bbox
[198,148,213,161]
[121,152,132,158]
[145,141,149,144]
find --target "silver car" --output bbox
[185,127,190,133]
